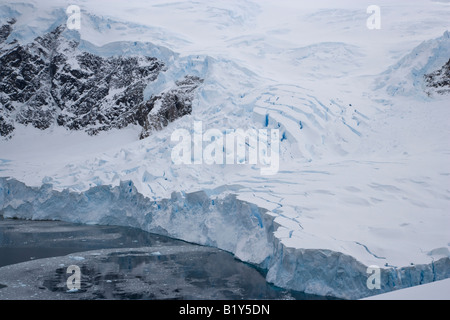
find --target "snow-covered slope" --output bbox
[1,0,450,299]
[362,278,450,300]
[375,31,450,97]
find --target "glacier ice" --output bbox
[1,177,448,300]
[1,0,450,300]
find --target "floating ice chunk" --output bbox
[69,256,85,261]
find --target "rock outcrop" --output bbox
[0,22,203,139]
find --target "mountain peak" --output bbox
[375,31,450,98]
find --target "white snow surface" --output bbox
[1,0,450,299]
[362,278,450,300]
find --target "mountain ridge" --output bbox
[0,21,203,139]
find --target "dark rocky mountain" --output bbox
[0,18,15,44]
[138,75,203,139]
[424,58,450,96]
[0,20,203,139]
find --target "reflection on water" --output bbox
[0,218,183,268]
[0,219,334,300]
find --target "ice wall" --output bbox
[1,177,449,299]
[0,177,274,267]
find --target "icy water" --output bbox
[0,218,332,300]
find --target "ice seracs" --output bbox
[170,121,280,175]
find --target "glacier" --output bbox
[1,0,450,300]
[1,177,449,300]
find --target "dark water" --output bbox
[0,218,186,268]
[0,218,332,300]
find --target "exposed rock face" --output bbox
[0,22,203,139]
[138,75,203,139]
[424,59,450,96]
[0,19,15,44]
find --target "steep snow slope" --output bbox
[1,0,450,299]
[375,31,450,97]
